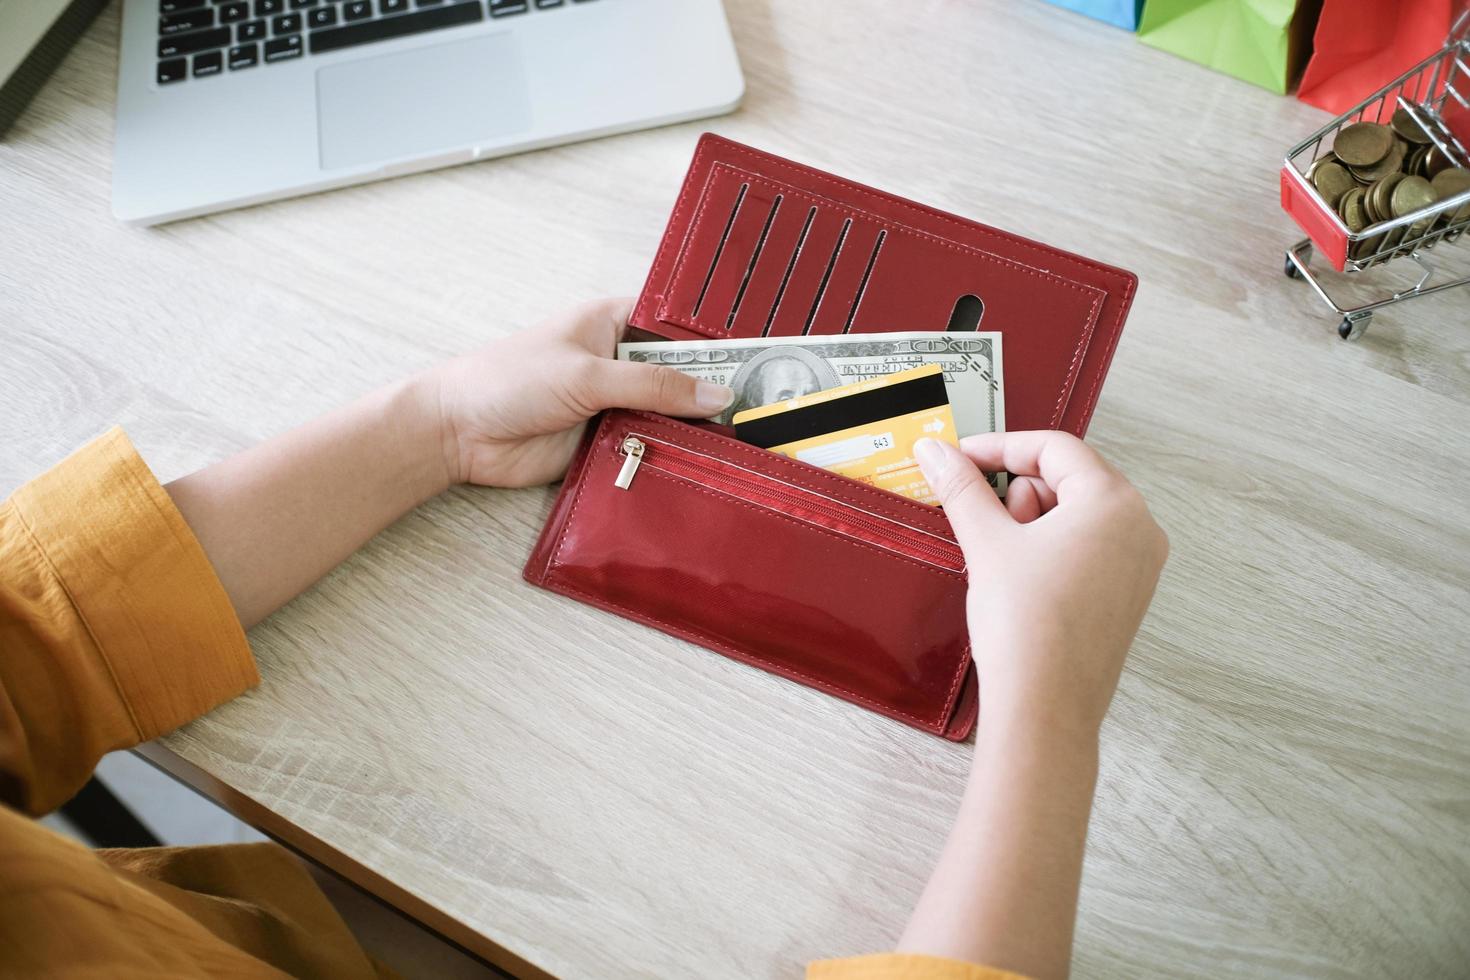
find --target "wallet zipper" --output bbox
[615,434,964,572]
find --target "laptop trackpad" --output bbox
[316,33,531,171]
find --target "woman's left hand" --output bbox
[426,297,734,487]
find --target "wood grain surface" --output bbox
[3,2,1468,978]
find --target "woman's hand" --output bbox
[169,297,733,629]
[427,297,734,488]
[898,432,1167,978]
[915,431,1168,741]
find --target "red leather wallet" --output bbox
[524,135,1137,740]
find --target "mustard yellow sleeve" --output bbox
[808,954,1029,980]
[0,428,256,815]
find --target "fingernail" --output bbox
[696,382,735,413]
[913,438,950,479]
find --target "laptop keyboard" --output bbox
[156,0,589,83]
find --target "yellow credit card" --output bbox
[732,364,959,505]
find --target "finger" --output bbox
[957,430,1114,501]
[1003,477,1044,524]
[1005,475,1057,522]
[600,296,636,337]
[584,358,734,418]
[913,438,1009,550]
[564,297,637,353]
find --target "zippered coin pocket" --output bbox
[523,409,978,740]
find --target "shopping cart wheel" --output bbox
[1338,313,1371,340]
[1284,255,1303,279]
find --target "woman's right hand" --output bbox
[914,431,1169,743]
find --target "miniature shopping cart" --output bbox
[1280,10,1470,339]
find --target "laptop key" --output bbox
[344,1,372,19]
[228,42,259,68]
[160,8,215,34]
[489,0,527,15]
[290,0,317,7]
[218,2,249,23]
[310,1,482,54]
[161,0,208,10]
[309,5,337,25]
[193,50,223,76]
[255,0,283,14]
[263,34,304,61]
[415,0,444,6]
[157,57,188,83]
[158,26,231,58]
[380,0,407,12]
[534,0,564,7]
[238,19,265,40]
[273,12,303,32]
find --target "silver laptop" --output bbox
[112,0,744,225]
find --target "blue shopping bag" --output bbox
[1041,0,1144,30]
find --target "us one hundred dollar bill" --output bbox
[617,332,1005,439]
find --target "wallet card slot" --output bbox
[626,432,965,573]
[726,193,783,330]
[757,205,818,337]
[691,180,749,321]
[843,229,887,334]
[799,216,851,335]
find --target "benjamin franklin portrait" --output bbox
[723,346,842,424]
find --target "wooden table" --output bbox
[4,2,1468,977]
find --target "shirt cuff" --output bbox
[808,953,1029,980]
[11,428,257,741]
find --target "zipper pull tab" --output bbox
[614,436,645,490]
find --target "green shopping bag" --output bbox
[1137,0,1325,94]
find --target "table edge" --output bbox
[132,742,558,980]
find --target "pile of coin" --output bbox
[1306,108,1470,260]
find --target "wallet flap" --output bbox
[631,134,1139,436]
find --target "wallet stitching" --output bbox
[1074,273,1137,430]
[1048,291,1103,428]
[663,165,732,333]
[646,139,1133,430]
[718,143,1136,425]
[624,410,953,533]
[661,163,1102,331]
[636,139,718,330]
[716,164,1099,296]
[542,416,968,731]
[718,142,1134,295]
[659,163,1097,425]
[637,461,965,580]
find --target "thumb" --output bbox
[586,359,735,418]
[914,437,1009,549]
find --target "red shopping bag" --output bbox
[1297,0,1467,115]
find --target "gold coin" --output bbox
[1391,175,1438,217]
[1348,139,1406,183]
[1391,107,1433,145]
[1430,168,1470,222]
[1424,147,1455,178]
[1312,160,1357,207]
[1363,178,1385,222]
[1333,121,1395,167]
[1340,187,1369,232]
[1368,172,1406,223]
[1355,230,1387,262]
[1405,145,1429,177]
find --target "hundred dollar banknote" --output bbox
[617,332,1005,439]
